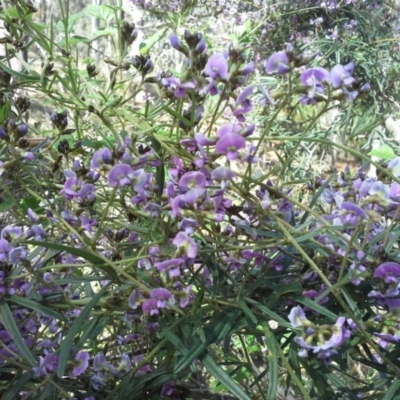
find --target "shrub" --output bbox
[0,1,400,399]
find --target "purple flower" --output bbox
[330,63,355,89]
[239,62,255,76]
[216,133,246,160]
[349,251,366,286]
[150,288,174,308]
[133,355,152,376]
[93,353,116,375]
[70,351,90,377]
[27,208,39,222]
[154,258,185,278]
[205,54,229,80]
[179,218,199,234]
[91,148,113,169]
[142,299,160,315]
[368,181,390,202]
[169,33,180,49]
[179,284,194,308]
[173,231,198,258]
[265,51,290,74]
[317,349,338,366]
[340,201,366,223]
[161,76,196,98]
[108,164,134,187]
[374,262,400,284]
[236,86,253,104]
[128,289,143,309]
[1,226,23,241]
[211,166,236,189]
[322,317,351,349]
[61,175,81,200]
[79,183,96,202]
[388,157,400,177]
[118,353,132,373]
[9,246,28,264]
[217,123,242,138]
[33,353,59,377]
[288,306,309,328]
[179,171,206,190]
[300,67,330,98]
[0,239,12,261]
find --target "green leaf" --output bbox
[139,29,168,55]
[245,298,293,329]
[84,4,115,22]
[368,144,395,160]
[0,101,10,123]
[293,296,337,321]
[55,12,83,33]
[1,371,34,400]
[238,300,258,324]
[69,35,91,44]
[263,325,279,400]
[0,194,16,213]
[8,296,68,322]
[21,240,118,280]
[203,354,252,400]
[382,379,400,400]
[174,308,238,374]
[57,282,111,377]
[0,299,36,367]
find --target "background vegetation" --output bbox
[1,0,400,399]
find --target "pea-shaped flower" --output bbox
[107,164,134,187]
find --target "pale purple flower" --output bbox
[108,164,134,187]
[317,349,338,366]
[133,355,152,376]
[330,63,355,88]
[178,218,199,234]
[150,288,174,308]
[211,166,236,189]
[374,262,400,284]
[194,132,217,146]
[0,239,12,261]
[322,317,351,349]
[27,208,39,222]
[128,289,143,309]
[179,284,194,308]
[70,351,90,377]
[93,353,116,374]
[118,353,132,373]
[265,51,290,74]
[369,181,390,201]
[91,148,112,169]
[9,246,28,264]
[142,299,160,315]
[173,231,198,258]
[33,353,59,377]
[179,171,206,190]
[217,122,242,138]
[162,76,196,98]
[300,67,330,98]
[79,183,96,202]
[388,157,400,177]
[288,306,309,328]
[154,258,185,278]
[236,86,253,104]
[205,54,229,80]
[216,133,246,160]
[1,226,23,241]
[239,62,255,76]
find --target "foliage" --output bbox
[0,0,400,399]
